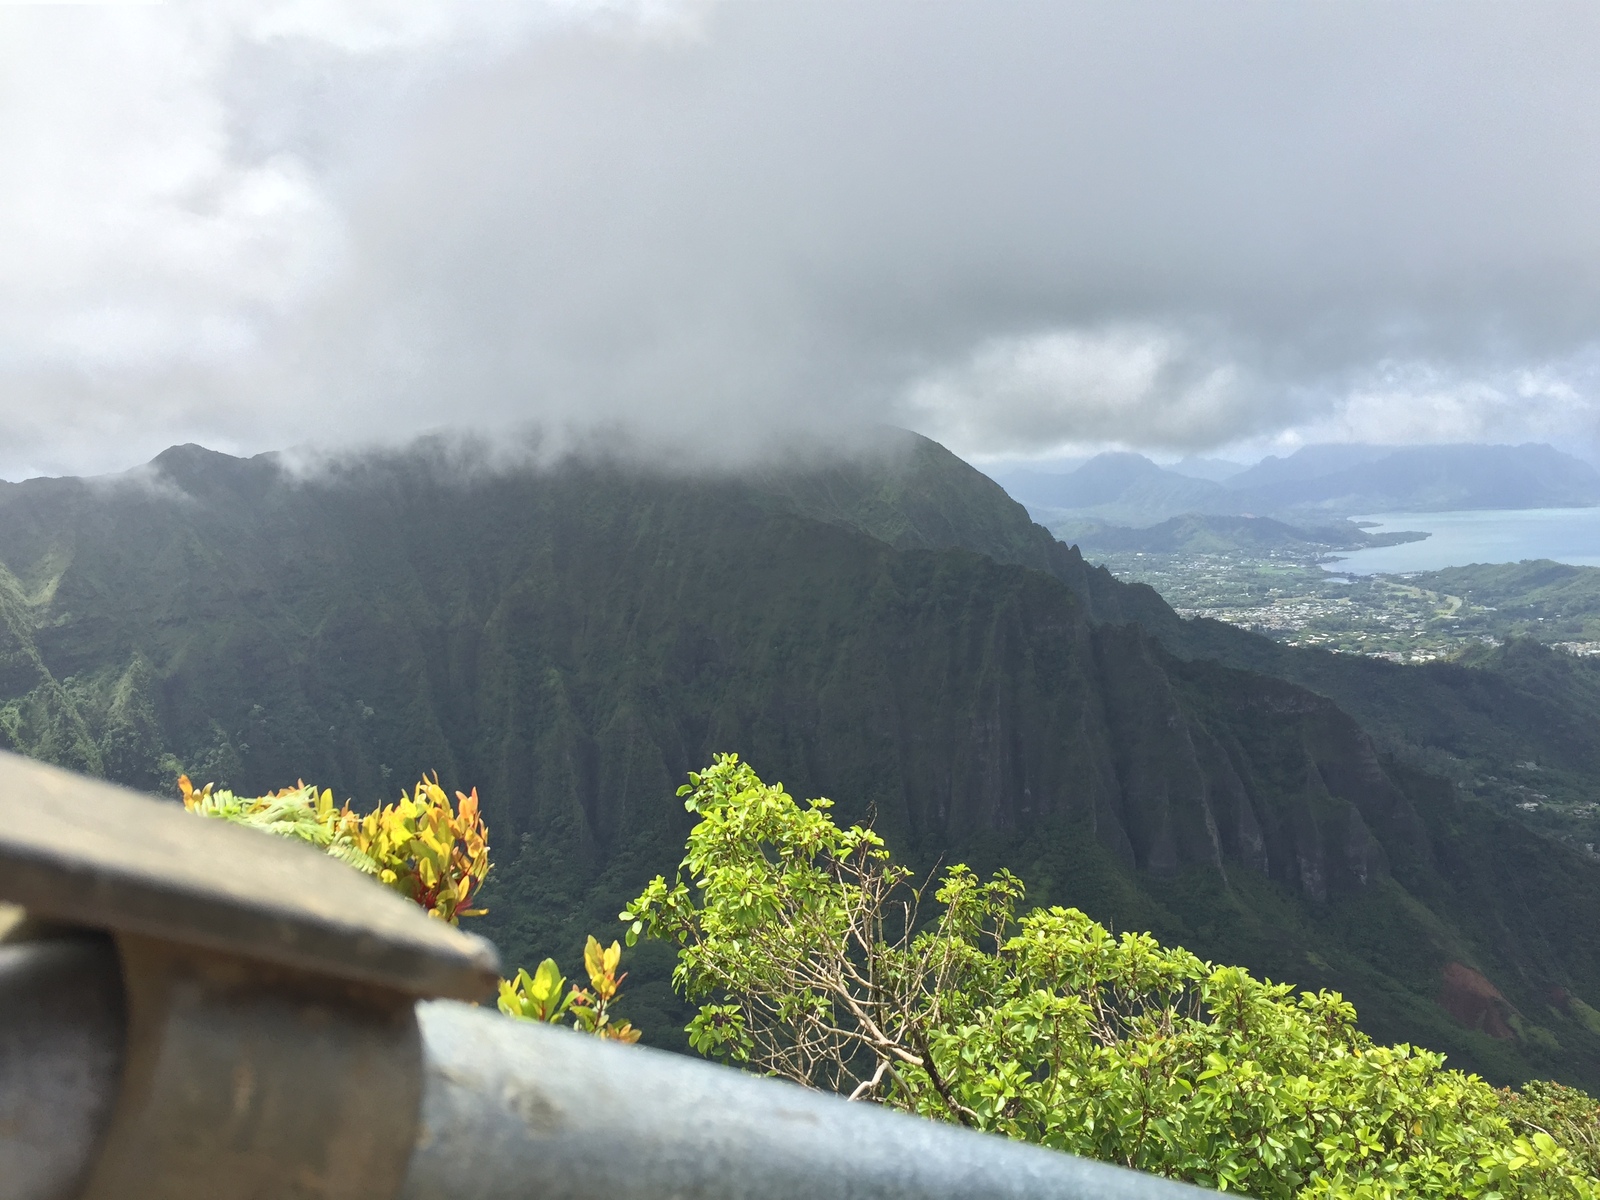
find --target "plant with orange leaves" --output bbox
[179,772,491,924]
[180,769,641,1040]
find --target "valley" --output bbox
[1000,444,1600,662]
[1074,536,1600,674]
[1060,532,1600,858]
[5,435,1600,1094]
[1082,546,1483,664]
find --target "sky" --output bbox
[4,1,1600,479]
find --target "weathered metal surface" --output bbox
[0,750,499,1000]
[0,933,1225,1200]
[400,1001,1215,1200]
[78,935,423,1200]
[0,935,124,1200]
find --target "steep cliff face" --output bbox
[0,448,1403,901]
[0,439,1597,1086]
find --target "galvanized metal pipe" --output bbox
[0,937,1212,1200]
[0,755,1218,1200]
[400,1001,1210,1200]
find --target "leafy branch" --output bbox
[628,753,1600,1200]
[498,936,641,1042]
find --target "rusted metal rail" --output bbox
[0,751,1212,1200]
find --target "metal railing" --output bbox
[0,751,1213,1200]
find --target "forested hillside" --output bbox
[4,433,1600,1089]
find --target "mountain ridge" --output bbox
[1,434,1598,1086]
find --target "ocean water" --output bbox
[1328,508,1600,575]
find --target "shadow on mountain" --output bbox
[0,433,1597,1086]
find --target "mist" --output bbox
[4,1,1600,480]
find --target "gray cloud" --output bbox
[4,1,1600,479]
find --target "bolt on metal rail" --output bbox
[0,751,1215,1200]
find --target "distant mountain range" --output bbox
[1168,455,1249,483]
[990,443,1600,529]
[997,453,1225,526]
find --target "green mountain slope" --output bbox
[2,436,1599,1089]
[1405,560,1600,645]
[1160,614,1600,844]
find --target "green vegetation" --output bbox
[1504,1082,1600,1181]
[1406,561,1600,652]
[183,747,1600,1197]
[5,436,1600,1090]
[1075,543,1600,851]
[179,772,491,922]
[182,770,639,1041]
[634,755,1599,1200]
[497,936,641,1042]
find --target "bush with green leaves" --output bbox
[627,753,1598,1200]
[1505,1082,1600,1182]
[498,935,641,1042]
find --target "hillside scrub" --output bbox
[1504,1082,1600,1181]
[628,754,1600,1200]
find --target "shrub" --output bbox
[179,773,490,923]
[498,936,641,1042]
[627,753,1598,1200]
[1505,1082,1600,1181]
[180,772,635,1040]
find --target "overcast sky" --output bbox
[4,1,1600,479]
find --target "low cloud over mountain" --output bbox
[5,2,1600,477]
